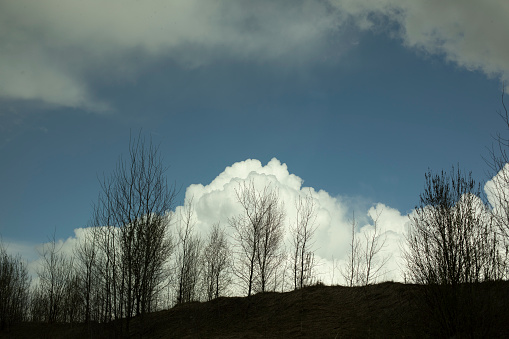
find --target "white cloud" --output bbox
[485,163,509,208]
[181,158,409,284]
[1,229,89,285]
[365,203,409,280]
[6,158,509,289]
[485,163,509,234]
[19,159,509,287]
[1,239,39,264]
[2,158,409,286]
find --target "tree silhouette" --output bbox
[404,167,499,336]
[90,131,177,332]
[229,180,285,296]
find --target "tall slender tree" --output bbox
[91,131,177,331]
[175,198,202,304]
[341,213,362,287]
[485,84,509,278]
[341,210,389,286]
[36,234,74,323]
[229,180,285,296]
[291,191,318,289]
[202,222,231,301]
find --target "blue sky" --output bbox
[0,0,508,256]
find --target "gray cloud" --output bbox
[0,0,343,109]
[330,0,509,79]
[1,0,507,110]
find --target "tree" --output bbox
[229,180,286,296]
[404,167,499,336]
[61,269,84,323]
[485,84,509,278]
[0,241,30,330]
[291,191,318,289]
[360,209,389,285]
[255,192,286,294]
[405,168,498,285]
[341,210,389,286]
[91,131,177,331]
[341,213,362,287]
[36,235,75,323]
[73,229,99,324]
[89,223,121,324]
[175,198,202,304]
[202,222,231,301]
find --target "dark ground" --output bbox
[2,281,508,338]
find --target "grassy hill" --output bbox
[2,281,508,338]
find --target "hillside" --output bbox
[2,281,509,338]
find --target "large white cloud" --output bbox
[485,163,509,209]
[4,158,409,285]
[178,158,409,284]
[485,163,509,242]
[8,158,509,287]
[1,0,507,110]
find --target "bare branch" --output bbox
[229,180,286,296]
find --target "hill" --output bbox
[2,281,509,338]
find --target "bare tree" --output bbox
[360,209,389,285]
[202,222,231,301]
[341,213,362,287]
[485,84,509,277]
[61,269,84,324]
[256,195,285,293]
[90,131,177,331]
[341,210,389,286]
[404,167,499,337]
[229,181,286,296]
[36,235,75,323]
[291,191,318,289]
[89,224,121,324]
[175,198,202,304]
[73,230,98,324]
[0,241,31,330]
[405,168,498,286]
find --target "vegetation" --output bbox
[1,89,509,337]
[0,242,30,331]
[291,191,318,289]
[404,168,501,336]
[341,210,389,287]
[2,281,509,338]
[229,180,286,296]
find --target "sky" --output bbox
[1,0,508,283]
